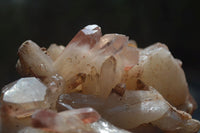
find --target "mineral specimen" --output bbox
[1,24,199,133]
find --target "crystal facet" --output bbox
[3,77,47,103]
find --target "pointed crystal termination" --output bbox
[53,25,102,83]
[68,24,102,48]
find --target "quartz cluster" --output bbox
[0,24,200,133]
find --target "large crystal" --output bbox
[1,77,50,133]
[1,77,49,117]
[3,77,47,104]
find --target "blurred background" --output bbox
[0,0,199,120]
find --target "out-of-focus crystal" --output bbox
[32,108,98,133]
[18,127,48,133]
[2,116,31,133]
[57,87,200,132]
[20,108,130,133]
[138,43,190,107]
[47,44,65,61]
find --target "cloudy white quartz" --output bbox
[3,77,47,104]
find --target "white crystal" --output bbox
[82,24,99,35]
[3,77,47,104]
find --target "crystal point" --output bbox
[68,24,102,48]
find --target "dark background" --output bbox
[0,0,199,120]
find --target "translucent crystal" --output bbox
[57,88,200,132]
[91,119,131,133]
[43,74,65,109]
[138,43,190,107]
[1,77,50,133]
[20,108,130,133]
[93,34,128,54]
[68,24,102,48]
[82,56,117,98]
[17,40,55,78]
[3,77,47,104]
[47,44,65,61]
[32,108,98,133]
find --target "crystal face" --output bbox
[82,24,100,35]
[3,77,47,103]
[1,77,50,118]
[0,24,200,133]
